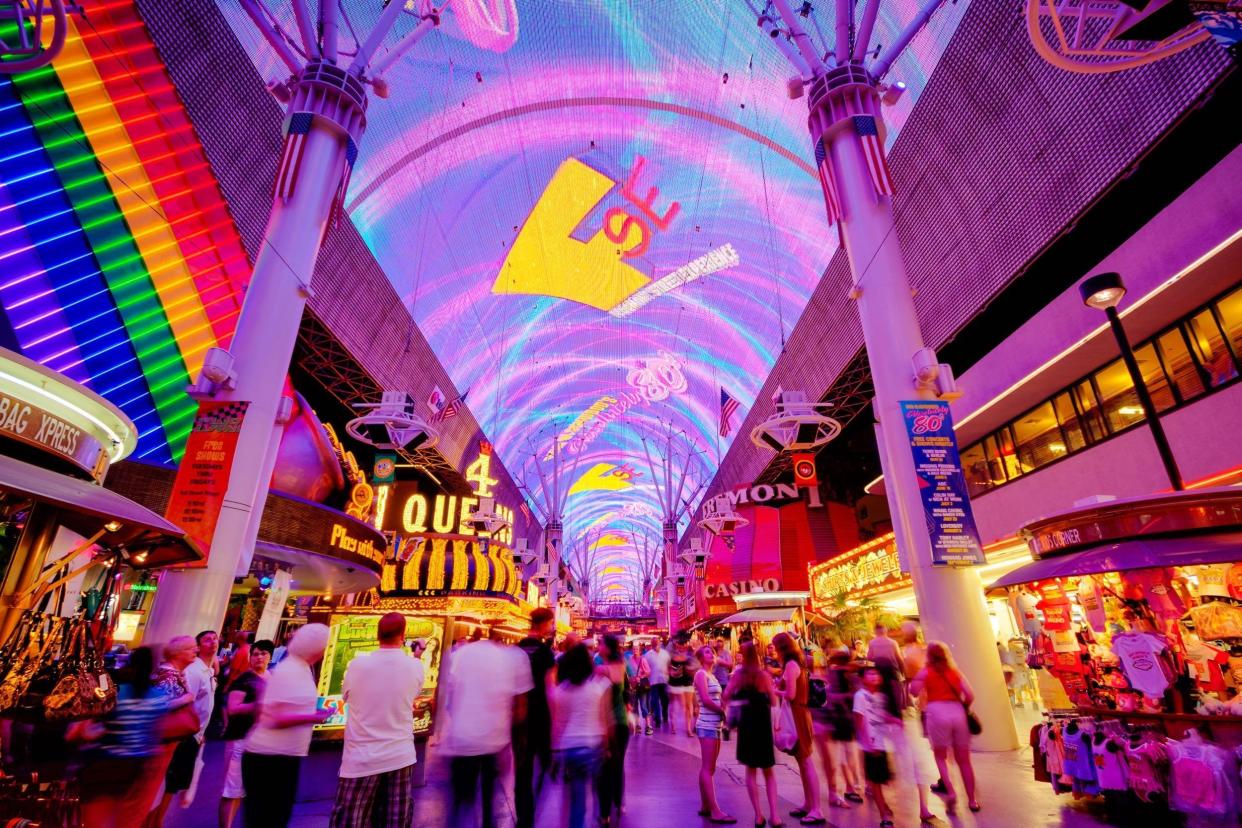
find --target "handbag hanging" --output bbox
[43,616,116,722]
[773,698,799,753]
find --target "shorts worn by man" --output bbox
[330,613,426,828]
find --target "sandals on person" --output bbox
[709,816,738,824]
[843,791,864,804]
[789,809,808,819]
[799,817,828,826]
[969,802,982,813]
[827,795,847,808]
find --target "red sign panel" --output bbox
[164,401,249,565]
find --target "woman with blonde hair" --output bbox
[910,642,980,814]
[772,632,825,825]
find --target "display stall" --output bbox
[0,350,200,826]
[993,488,1242,821]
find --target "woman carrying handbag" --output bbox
[772,633,826,826]
[909,642,981,814]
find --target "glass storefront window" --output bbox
[1052,391,1087,452]
[1215,286,1242,362]
[1188,308,1239,387]
[1095,359,1147,430]
[1013,400,1067,473]
[1155,328,1206,403]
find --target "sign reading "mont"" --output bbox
[702,482,822,517]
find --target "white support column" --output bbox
[144,114,348,644]
[820,86,1017,751]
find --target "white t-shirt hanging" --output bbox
[1092,737,1129,790]
[1016,592,1043,637]
[1111,632,1174,697]
[1076,577,1107,633]
[339,647,425,778]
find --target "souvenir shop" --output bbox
[0,350,201,826]
[1000,489,1242,822]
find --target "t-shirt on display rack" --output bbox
[1030,710,1242,823]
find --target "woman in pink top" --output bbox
[910,642,980,814]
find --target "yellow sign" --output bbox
[329,523,384,567]
[809,533,910,607]
[493,158,652,311]
[568,462,638,495]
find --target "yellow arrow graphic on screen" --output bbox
[493,158,651,310]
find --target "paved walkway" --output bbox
[164,711,1132,828]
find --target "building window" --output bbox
[1188,309,1238,388]
[1215,285,1242,362]
[1155,327,1206,404]
[960,281,1242,496]
[1013,400,1067,473]
[1073,380,1108,443]
[1093,358,1146,431]
[1052,391,1087,453]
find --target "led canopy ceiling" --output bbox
[222,0,968,601]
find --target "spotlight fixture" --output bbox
[750,390,841,453]
[1079,272,1126,311]
[347,391,439,451]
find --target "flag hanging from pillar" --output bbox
[814,136,842,225]
[853,115,894,197]
[275,112,313,202]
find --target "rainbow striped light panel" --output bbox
[0,0,249,464]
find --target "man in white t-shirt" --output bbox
[329,613,425,828]
[441,633,534,827]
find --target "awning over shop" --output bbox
[989,532,1242,590]
[689,613,731,632]
[0,455,201,568]
[722,606,799,625]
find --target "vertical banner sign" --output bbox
[164,401,250,565]
[899,401,985,566]
[256,569,292,642]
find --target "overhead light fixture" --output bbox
[104,520,122,533]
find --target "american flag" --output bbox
[814,136,842,225]
[329,137,358,227]
[854,115,894,197]
[719,388,740,437]
[275,112,313,202]
[436,391,467,422]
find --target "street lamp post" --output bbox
[1079,272,1184,491]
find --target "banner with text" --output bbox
[164,401,249,566]
[899,400,985,566]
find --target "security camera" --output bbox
[201,347,236,386]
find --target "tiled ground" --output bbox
[163,707,1139,828]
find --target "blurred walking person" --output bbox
[910,642,980,814]
[72,647,171,828]
[773,632,826,825]
[241,624,332,827]
[634,642,652,734]
[330,613,424,828]
[441,631,533,828]
[218,639,273,828]
[852,665,898,826]
[643,639,670,732]
[147,635,199,826]
[668,637,695,735]
[724,642,781,827]
[596,635,630,824]
[515,608,557,828]
[550,644,611,828]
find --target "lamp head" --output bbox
[1080,272,1126,310]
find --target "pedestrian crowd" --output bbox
[64,611,982,828]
